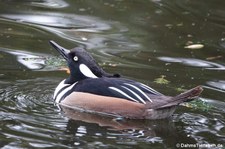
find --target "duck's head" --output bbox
[50,40,115,84]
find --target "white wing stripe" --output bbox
[121,86,146,104]
[140,83,162,95]
[124,83,152,102]
[108,87,139,103]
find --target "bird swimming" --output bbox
[50,40,203,119]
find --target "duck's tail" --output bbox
[145,86,203,109]
[161,86,203,108]
[143,86,203,119]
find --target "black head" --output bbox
[49,40,118,84]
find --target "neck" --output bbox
[65,73,88,84]
[65,76,78,84]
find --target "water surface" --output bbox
[0,0,225,148]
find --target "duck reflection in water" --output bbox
[61,106,197,147]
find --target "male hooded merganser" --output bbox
[50,40,203,119]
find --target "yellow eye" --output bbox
[73,56,78,61]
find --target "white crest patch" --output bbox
[79,64,98,78]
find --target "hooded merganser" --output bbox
[50,40,203,119]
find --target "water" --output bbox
[0,0,225,148]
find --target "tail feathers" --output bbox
[172,86,203,102]
[161,86,203,108]
[145,86,203,109]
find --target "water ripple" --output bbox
[30,0,69,9]
[0,78,70,148]
[0,0,225,148]
[206,80,225,91]
[158,56,225,70]
[0,47,67,71]
[0,12,140,49]
[1,13,110,30]
[177,112,225,144]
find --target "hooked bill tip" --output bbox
[49,40,60,49]
[49,40,70,52]
[49,40,70,60]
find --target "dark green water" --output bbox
[0,0,225,148]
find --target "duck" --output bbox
[49,40,203,119]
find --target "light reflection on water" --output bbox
[1,14,110,29]
[30,0,69,8]
[0,0,225,148]
[158,56,225,70]
[206,80,225,92]
[1,12,139,50]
